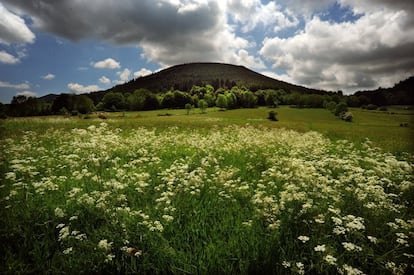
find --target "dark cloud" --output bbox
[3,0,219,44]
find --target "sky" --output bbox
[1,0,414,103]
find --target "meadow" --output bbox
[0,107,413,274]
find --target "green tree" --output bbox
[101,92,126,111]
[225,92,237,109]
[198,99,208,113]
[185,103,192,115]
[239,91,257,108]
[74,95,95,114]
[204,91,216,107]
[216,94,228,110]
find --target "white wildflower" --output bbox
[297,235,310,243]
[342,242,362,252]
[63,247,73,254]
[295,262,305,275]
[54,207,65,218]
[365,235,377,244]
[324,254,337,265]
[282,261,291,268]
[314,244,326,252]
[340,264,365,275]
[105,253,115,263]
[98,239,113,251]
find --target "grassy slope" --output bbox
[1,106,413,154]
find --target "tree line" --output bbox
[0,84,397,118]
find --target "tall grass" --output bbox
[1,122,413,274]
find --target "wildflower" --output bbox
[367,236,377,244]
[314,244,326,252]
[98,239,112,251]
[342,242,362,252]
[324,254,337,265]
[314,214,325,224]
[331,216,342,225]
[63,247,73,254]
[297,235,310,243]
[333,226,346,235]
[162,215,174,222]
[105,254,115,263]
[54,207,65,218]
[282,261,291,268]
[58,226,70,241]
[340,264,365,275]
[295,262,305,275]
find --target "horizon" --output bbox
[1,0,414,103]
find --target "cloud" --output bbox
[42,73,55,80]
[99,76,111,84]
[230,49,265,69]
[226,0,299,33]
[0,3,35,45]
[0,50,19,64]
[260,9,414,92]
[117,68,131,82]
[93,58,121,69]
[134,68,152,78]
[277,0,335,17]
[16,90,37,97]
[0,80,30,89]
[68,83,100,94]
[3,0,258,67]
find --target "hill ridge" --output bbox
[107,62,325,95]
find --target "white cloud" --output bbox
[16,90,37,97]
[93,58,120,69]
[226,0,299,33]
[0,3,35,45]
[260,9,414,92]
[277,0,335,17]
[117,68,131,82]
[99,76,111,84]
[134,68,152,78]
[0,50,19,64]
[42,73,55,80]
[0,80,30,89]
[68,83,100,94]
[230,49,265,69]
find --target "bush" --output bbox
[366,104,378,110]
[268,110,278,121]
[334,102,348,116]
[340,112,353,122]
[378,106,388,111]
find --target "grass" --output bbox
[0,107,413,273]
[1,106,412,154]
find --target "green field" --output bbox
[0,107,413,274]
[2,106,412,154]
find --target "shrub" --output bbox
[366,104,378,110]
[378,106,388,111]
[198,99,208,113]
[268,110,278,121]
[340,112,353,122]
[98,113,107,119]
[334,102,348,116]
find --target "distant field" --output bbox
[1,106,413,154]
